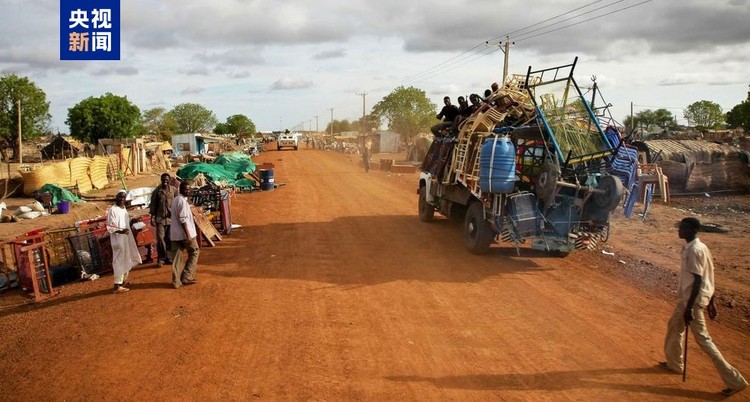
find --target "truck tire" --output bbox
[593,175,624,211]
[449,203,467,226]
[464,202,493,254]
[418,187,434,222]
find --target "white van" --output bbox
[277,133,299,151]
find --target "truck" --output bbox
[418,58,635,256]
[277,132,299,150]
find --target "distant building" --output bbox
[171,133,223,155]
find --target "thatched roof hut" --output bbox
[41,135,79,160]
[633,139,750,193]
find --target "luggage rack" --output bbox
[525,57,617,171]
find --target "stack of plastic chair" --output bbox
[637,163,670,204]
[608,145,638,191]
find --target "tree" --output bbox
[166,103,218,133]
[351,114,379,133]
[684,100,724,130]
[222,114,256,137]
[624,108,676,134]
[652,108,675,129]
[726,88,750,132]
[371,86,436,141]
[66,93,142,143]
[141,107,177,140]
[0,73,51,160]
[324,119,352,134]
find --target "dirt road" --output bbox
[1,148,748,401]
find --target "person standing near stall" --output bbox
[150,173,176,267]
[108,190,142,293]
[170,181,200,289]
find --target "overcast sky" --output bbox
[1,0,749,133]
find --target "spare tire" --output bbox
[593,175,624,212]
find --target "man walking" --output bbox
[107,190,142,293]
[170,181,199,289]
[150,173,176,267]
[661,217,748,397]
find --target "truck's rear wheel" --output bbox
[464,202,493,254]
[449,203,467,226]
[418,187,434,222]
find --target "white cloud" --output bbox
[0,0,748,131]
[270,78,313,90]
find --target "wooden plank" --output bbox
[191,206,222,246]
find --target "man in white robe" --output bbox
[107,190,142,293]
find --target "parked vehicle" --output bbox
[418,58,632,256]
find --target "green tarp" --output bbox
[177,152,256,190]
[39,184,84,205]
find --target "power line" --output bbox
[491,0,608,40]
[404,44,500,85]
[403,42,499,84]
[516,0,653,43]
[509,0,632,42]
[633,104,685,110]
[400,0,649,87]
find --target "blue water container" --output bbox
[479,135,516,193]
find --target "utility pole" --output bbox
[328,108,334,136]
[500,37,512,86]
[17,100,22,164]
[356,92,367,134]
[314,115,319,133]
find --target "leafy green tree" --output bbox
[684,100,724,130]
[223,114,256,137]
[324,119,352,134]
[66,93,142,143]
[142,107,177,140]
[351,114,379,133]
[213,123,228,135]
[652,108,675,129]
[726,88,750,132]
[624,108,675,134]
[167,103,218,133]
[0,73,51,160]
[371,86,436,140]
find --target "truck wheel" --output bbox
[593,175,624,211]
[294,145,298,150]
[418,187,434,222]
[277,146,281,151]
[449,203,467,226]
[464,202,493,254]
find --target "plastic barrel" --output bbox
[479,135,516,193]
[259,169,275,191]
[57,200,71,214]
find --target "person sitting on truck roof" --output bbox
[430,96,459,137]
[451,96,472,133]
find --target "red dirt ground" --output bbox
[0,146,748,400]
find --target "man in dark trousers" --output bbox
[430,96,459,136]
[149,173,176,267]
[170,181,199,289]
[660,217,747,397]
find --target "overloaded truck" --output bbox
[418,58,636,256]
